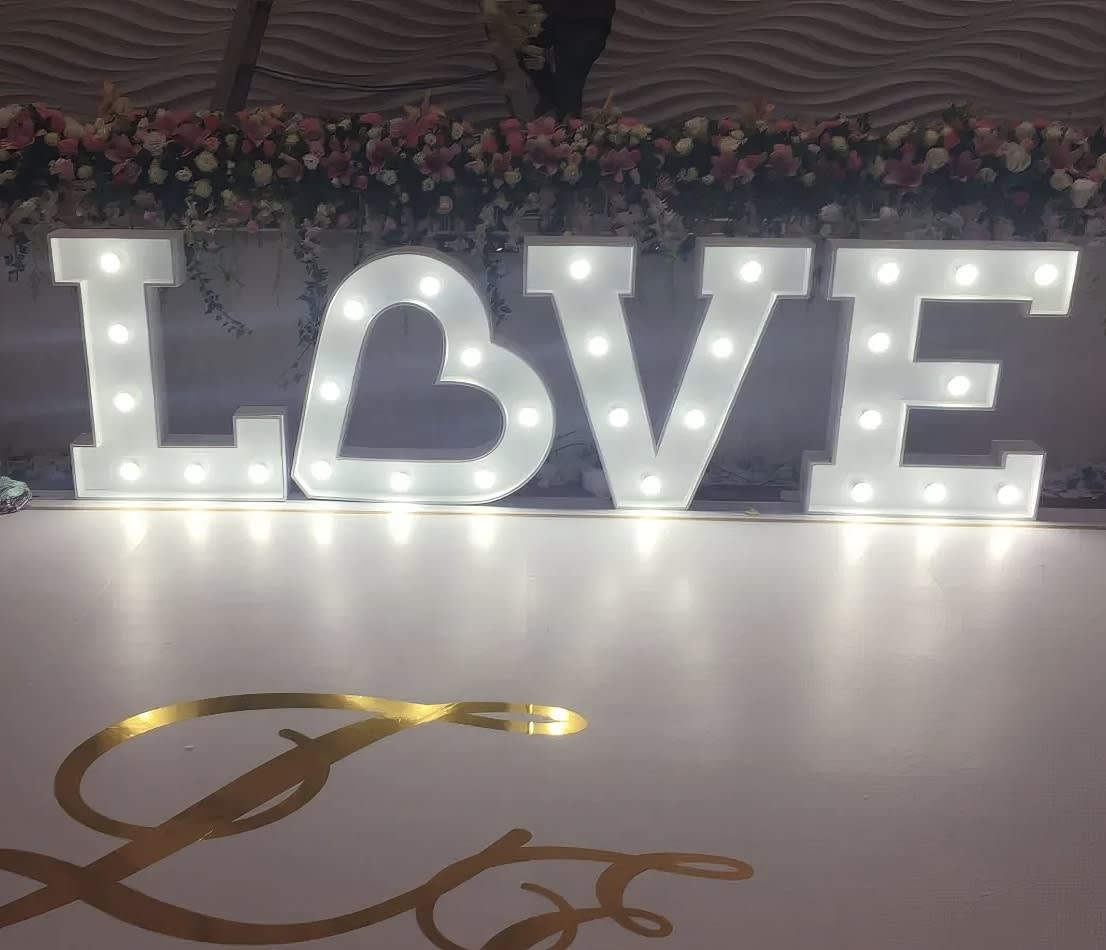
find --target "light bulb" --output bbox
[569,258,592,281]
[1033,263,1059,287]
[710,337,734,359]
[119,461,142,482]
[474,469,496,491]
[343,299,366,321]
[858,409,882,430]
[946,375,971,397]
[390,471,411,493]
[517,407,540,428]
[997,484,1021,506]
[99,252,122,274]
[460,347,483,368]
[107,323,130,344]
[607,407,630,428]
[586,335,610,358]
[867,331,891,354]
[850,481,874,503]
[876,261,901,285]
[738,260,763,283]
[319,380,342,402]
[247,462,271,485]
[183,463,207,485]
[112,392,136,413]
[419,275,442,297]
[640,475,662,497]
[923,482,947,504]
[954,264,979,287]
[311,460,333,481]
[683,408,706,430]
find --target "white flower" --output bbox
[303,153,319,170]
[807,144,820,154]
[252,162,273,186]
[1097,154,1106,176]
[800,171,816,187]
[0,104,20,128]
[77,164,93,180]
[684,116,709,137]
[399,191,410,204]
[718,135,741,155]
[225,133,238,150]
[831,135,848,153]
[1015,121,1036,141]
[194,150,219,173]
[141,131,167,157]
[504,169,522,186]
[1070,177,1100,208]
[924,130,939,147]
[977,167,997,184]
[339,118,352,131]
[0,168,16,183]
[700,174,715,185]
[675,137,693,156]
[226,161,237,173]
[64,117,84,139]
[175,167,193,182]
[885,123,914,147]
[466,159,486,175]
[0,149,9,162]
[879,205,898,221]
[150,164,169,186]
[423,133,437,146]
[221,189,236,207]
[381,169,398,185]
[1044,125,1064,141]
[44,132,59,147]
[868,155,885,178]
[1003,144,1031,173]
[925,147,949,171]
[562,165,581,184]
[1050,171,1074,191]
[421,176,436,191]
[451,122,464,141]
[819,202,844,224]
[192,179,213,198]
[438,195,454,214]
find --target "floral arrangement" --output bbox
[3,87,1105,366]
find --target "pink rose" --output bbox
[262,139,277,158]
[359,112,382,125]
[654,137,672,154]
[50,158,75,180]
[353,174,369,190]
[299,117,324,140]
[246,219,260,234]
[718,118,738,132]
[204,114,220,131]
[57,137,79,156]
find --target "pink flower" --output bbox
[173,123,208,153]
[846,150,863,173]
[359,112,382,126]
[505,130,524,156]
[718,118,739,132]
[1048,144,1076,171]
[80,131,107,152]
[710,154,741,180]
[500,118,522,132]
[973,131,1003,157]
[203,114,220,132]
[155,110,194,134]
[35,105,65,134]
[390,113,439,148]
[366,139,397,172]
[527,116,558,137]
[768,144,800,176]
[113,161,140,185]
[599,147,640,182]
[50,158,75,180]
[0,111,35,150]
[774,119,796,133]
[481,132,498,155]
[299,117,324,140]
[654,137,673,155]
[234,199,253,219]
[527,137,568,175]
[567,118,583,131]
[57,137,79,156]
[418,144,460,180]
[943,130,961,149]
[948,151,981,181]
[353,174,369,190]
[584,144,600,160]
[883,155,926,188]
[323,148,352,182]
[490,152,512,178]
[308,138,326,158]
[1011,190,1030,210]
[619,116,641,127]
[262,139,277,158]
[105,135,138,164]
[246,219,260,234]
[277,154,304,180]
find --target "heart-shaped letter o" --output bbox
[292,250,556,504]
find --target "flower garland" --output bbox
[3,91,1104,362]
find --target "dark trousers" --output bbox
[526,17,611,118]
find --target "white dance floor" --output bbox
[2,507,1105,948]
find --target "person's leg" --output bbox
[552,18,611,118]
[521,19,557,116]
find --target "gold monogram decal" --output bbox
[0,693,752,946]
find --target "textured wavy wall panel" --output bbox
[0,0,1103,124]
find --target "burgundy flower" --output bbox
[710,154,741,180]
[366,139,397,172]
[359,112,382,126]
[299,117,324,140]
[948,151,981,182]
[112,161,141,185]
[654,137,673,155]
[57,137,79,156]
[1048,144,1076,171]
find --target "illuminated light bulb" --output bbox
[850,481,874,504]
[311,460,333,481]
[867,331,891,354]
[460,347,483,369]
[112,392,136,413]
[858,409,882,431]
[954,263,979,287]
[568,258,592,281]
[343,299,366,321]
[876,261,901,285]
[923,482,948,504]
[107,323,130,344]
[996,484,1021,506]
[946,375,971,397]
[390,471,411,493]
[419,275,442,298]
[518,407,540,428]
[683,408,706,430]
[119,461,142,482]
[640,474,662,497]
[99,252,122,274]
[183,463,207,485]
[710,336,734,359]
[474,469,496,491]
[1033,263,1059,287]
[319,380,342,402]
[586,335,610,358]
[738,260,763,283]
[247,462,271,485]
[608,407,630,428]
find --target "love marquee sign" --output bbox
[48,230,1080,520]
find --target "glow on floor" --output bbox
[1,508,1104,949]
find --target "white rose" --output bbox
[44,132,59,147]
[303,153,319,170]
[868,155,885,178]
[683,167,698,181]
[700,174,715,185]
[466,159,486,174]
[194,150,219,173]
[819,202,844,224]
[451,122,464,140]
[339,118,352,131]
[885,123,913,147]
[225,161,236,173]
[77,165,93,180]
[831,135,848,153]
[563,165,581,184]
[175,167,193,182]
[381,169,398,185]
[225,133,238,149]
[675,137,693,156]
[1070,178,1101,208]
[142,131,167,157]
[421,176,436,191]
[1004,144,1031,173]
[1044,125,1064,141]
[1097,154,1106,176]
[252,162,273,186]
[221,189,236,207]
[924,130,939,147]
[925,147,949,171]
[718,135,741,155]
[399,191,410,204]
[504,169,522,186]
[467,142,483,159]
[1050,171,1074,191]
[0,104,20,128]
[1015,122,1036,141]
[192,179,213,198]
[684,116,709,137]
[423,133,437,146]
[800,171,816,187]
[976,167,997,184]
[0,169,16,182]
